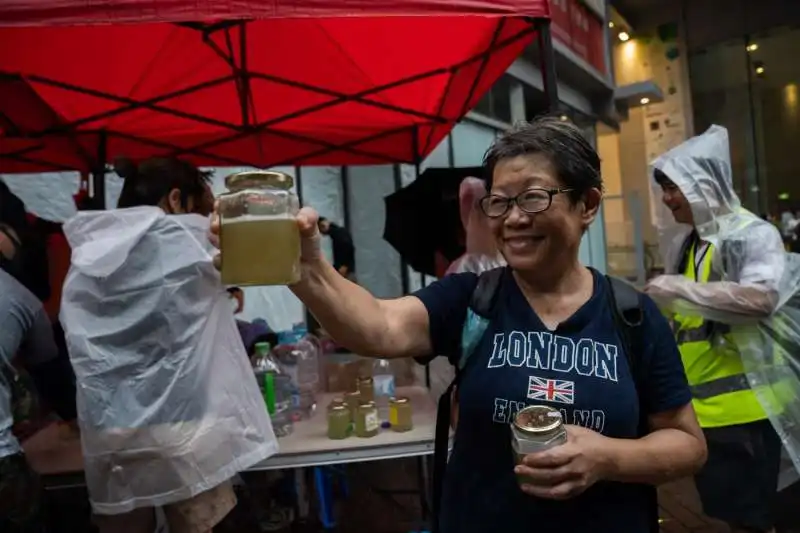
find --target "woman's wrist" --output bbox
[290,257,335,295]
[588,434,623,482]
[596,429,702,485]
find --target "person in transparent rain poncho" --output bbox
[645,125,800,533]
[59,157,278,533]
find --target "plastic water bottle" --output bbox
[274,328,319,420]
[253,342,293,437]
[373,358,396,424]
[294,326,320,418]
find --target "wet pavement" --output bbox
[230,459,800,533]
[39,457,800,532]
[26,419,793,533]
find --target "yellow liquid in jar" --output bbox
[220,217,301,286]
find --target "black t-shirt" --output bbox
[413,268,691,533]
[328,223,355,273]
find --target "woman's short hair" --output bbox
[115,156,212,210]
[483,115,602,203]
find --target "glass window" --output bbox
[523,84,551,119]
[689,38,755,208]
[473,74,513,123]
[689,26,800,215]
[451,121,498,167]
[347,165,403,298]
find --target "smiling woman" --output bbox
[211,115,708,533]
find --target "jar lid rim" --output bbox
[513,405,563,434]
[225,170,294,191]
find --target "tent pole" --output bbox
[340,166,351,229]
[409,141,431,389]
[92,129,107,210]
[535,19,560,112]
[393,163,411,296]
[417,139,426,290]
[418,154,431,392]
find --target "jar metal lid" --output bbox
[358,400,376,408]
[225,170,294,191]
[358,376,374,384]
[389,397,409,405]
[344,391,361,398]
[513,405,563,435]
[330,404,349,412]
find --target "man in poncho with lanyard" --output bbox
[645,125,800,533]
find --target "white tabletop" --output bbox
[24,385,441,478]
[251,385,439,470]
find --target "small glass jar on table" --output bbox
[328,397,346,412]
[357,376,375,403]
[355,401,380,438]
[327,404,351,440]
[217,171,301,286]
[389,396,413,432]
[343,391,361,421]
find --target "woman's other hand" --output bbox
[514,424,611,500]
[210,204,326,277]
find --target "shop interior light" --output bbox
[608,21,615,28]
[746,43,758,52]
[779,192,790,200]
[755,61,765,76]
[618,31,630,42]
[559,114,569,121]
[640,97,650,105]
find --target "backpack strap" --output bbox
[456,267,505,370]
[432,267,504,532]
[469,267,505,318]
[606,276,644,381]
[606,275,659,533]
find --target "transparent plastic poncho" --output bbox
[445,177,505,276]
[60,206,278,515]
[648,125,800,472]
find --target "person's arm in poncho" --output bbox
[646,224,784,318]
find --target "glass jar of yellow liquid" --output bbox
[389,397,413,432]
[357,376,375,403]
[355,401,380,438]
[327,404,351,440]
[343,391,361,421]
[217,170,301,286]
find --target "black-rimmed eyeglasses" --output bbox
[478,188,574,218]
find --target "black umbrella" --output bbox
[383,166,484,276]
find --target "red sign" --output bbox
[549,0,571,48]
[586,11,607,75]
[549,0,607,76]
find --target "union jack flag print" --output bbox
[527,376,574,405]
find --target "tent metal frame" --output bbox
[0,17,559,209]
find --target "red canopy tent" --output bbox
[0,0,557,207]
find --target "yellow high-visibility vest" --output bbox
[673,239,767,428]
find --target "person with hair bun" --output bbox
[115,156,215,216]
